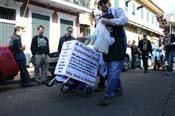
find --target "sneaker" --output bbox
[99,96,111,106]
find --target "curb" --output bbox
[0,68,35,86]
[0,78,35,85]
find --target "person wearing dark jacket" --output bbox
[57,27,75,56]
[9,26,33,87]
[163,27,175,75]
[138,32,152,73]
[31,25,50,84]
[77,0,128,105]
[96,0,128,105]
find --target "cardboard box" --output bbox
[54,40,100,86]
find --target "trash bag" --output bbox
[93,18,115,54]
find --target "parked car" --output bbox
[123,46,153,71]
[0,46,19,82]
[48,52,59,76]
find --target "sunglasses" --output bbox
[68,30,72,33]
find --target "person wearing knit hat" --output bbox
[94,0,128,105]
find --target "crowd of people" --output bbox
[129,32,153,73]
[127,26,175,75]
[7,0,175,107]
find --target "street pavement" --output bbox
[0,69,175,116]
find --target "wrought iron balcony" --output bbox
[62,0,90,8]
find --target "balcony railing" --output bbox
[62,0,90,8]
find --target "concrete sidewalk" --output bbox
[0,67,35,85]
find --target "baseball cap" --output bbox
[163,27,170,32]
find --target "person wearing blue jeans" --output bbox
[168,51,175,73]
[104,61,124,97]
[162,27,175,75]
[96,73,122,94]
[167,35,175,74]
[96,0,128,105]
[18,59,32,86]
[9,26,34,87]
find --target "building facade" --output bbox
[0,0,165,59]
[109,0,164,46]
[0,0,92,53]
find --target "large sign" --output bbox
[54,40,100,86]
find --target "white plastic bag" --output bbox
[93,18,115,54]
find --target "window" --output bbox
[0,23,15,45]
[60,19,73,37]
[146,12,149,22]
[141,8,144,19]
[0,7,16,20]
[114,0,119,6]
[32,13,50,38]
[0,7,16,45]
[132,3,136,15]
[152,15,154,25]
[156,21,158,27]
[125,0,128,12]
